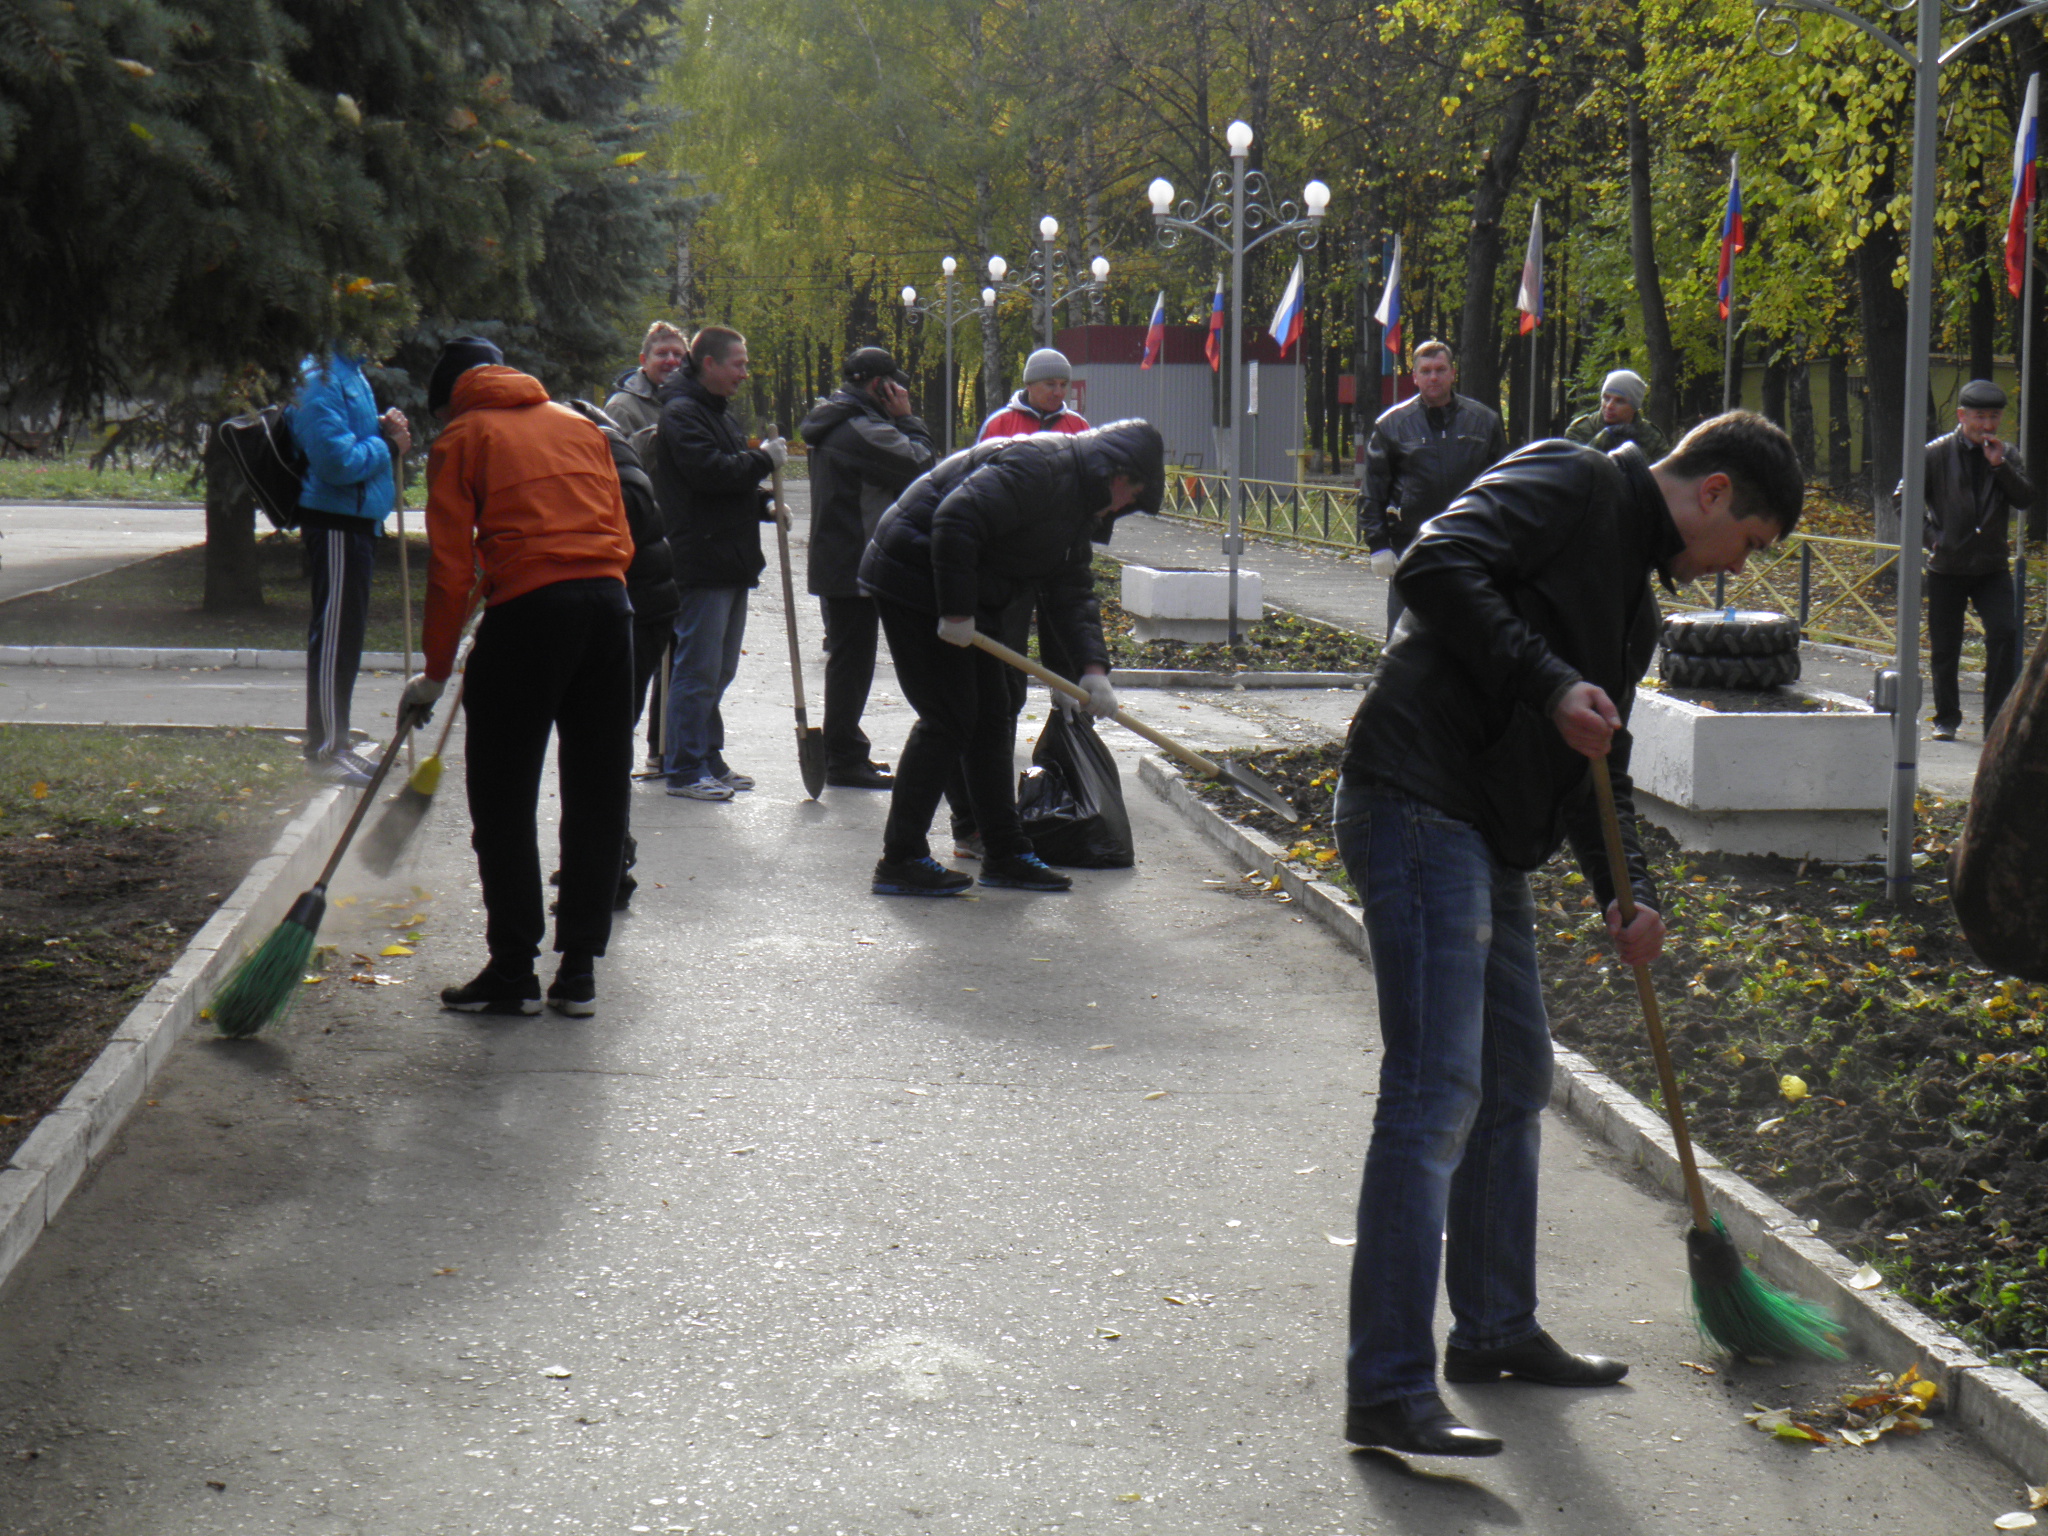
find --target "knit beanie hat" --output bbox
[1023,348,1072,385]
[1600,369,1648,409]
[428,336,505,413]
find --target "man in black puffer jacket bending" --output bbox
[857,419,1163,896]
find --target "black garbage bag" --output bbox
[1017,708,1135,868]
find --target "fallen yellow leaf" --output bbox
[379,943,413,957]
[613,150,648,166]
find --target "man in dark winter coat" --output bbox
[646,326,789,802]
[1895,378,2038,740]
[857,419,1163,897]
[801,346,938,789]
[1361,339,1508,626]
[1334,411,1802,1459]
[603,320,687,438]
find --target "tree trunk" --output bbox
[1622,22,1678,434]
[1828,353,1853,488]
[1854,195,1911,541]
[1966,219,1996,381]
[1456,75,1542,417]
[1789,357,1817,474]
[1762,347,1788,427]
[202,430,265,612]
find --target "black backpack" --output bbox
[216,405,307,531]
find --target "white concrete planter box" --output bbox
[1120,565,1262,643]
[1629,685,1892,861]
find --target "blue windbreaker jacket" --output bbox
[290,351,394,523]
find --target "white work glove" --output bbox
[1079,673,1119,719]
[760,436,789,468]
[937,615,976,647]
[1369,547,1398,581]
[398,673,446,730]
[771,499,793,533]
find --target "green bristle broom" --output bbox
[210,714,415,1038]
[1590,757,1845,1361]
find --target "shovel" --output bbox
[769,440,827,799]
[969,633,1301,823]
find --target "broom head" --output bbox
[355,755,444,878]
[211,889,326,1038]
[1687,1215,1845,1361]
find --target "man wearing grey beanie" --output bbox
[1566,369,1668,458]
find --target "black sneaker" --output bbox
[827,761,894,790]
[978,852,1072,891]
[546,962,596,1018]
[872,856,974,897]
[441,964,541,1015]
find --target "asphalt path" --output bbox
[0,499,203,602]
[0,506,2025,1532]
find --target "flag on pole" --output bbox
[1267,258,1306,357]
[2008,74,2041,298]
[1204,275,1226,372]
[1515,201,1544,334]
[1141,290,1167,369]
[1717,157,1746,319]
[1373,235,1403,367]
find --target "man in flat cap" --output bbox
[800,346,938,788]
[1897,378,2036,740]
[1566,370,1668,459]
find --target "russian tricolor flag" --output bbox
[1204,275,1225,372]
[1515,201,1543,334]
[1267,258,1306,358]
[1718,156,1745,320]
[1141,290,1167,370]
[2008,75,2040,298]
[1374,234,1402,367]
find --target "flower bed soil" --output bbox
[1186,740,2048,1389]
[1091,555,1378,674]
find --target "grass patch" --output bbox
[0,726,316,1162]
[0,451,201,504]
[0,532,428,653]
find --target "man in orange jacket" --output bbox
[399,337,637,1019]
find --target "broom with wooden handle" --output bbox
[1589,755,1843,1360]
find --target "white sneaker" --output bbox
[718,769,755,792]
[668,775,735,801]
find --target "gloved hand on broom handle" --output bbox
[398,672,446,731]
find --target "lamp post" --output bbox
[985,219,1114,349]
[901,256,999,453]
[1756,0,2048,906]
[1148,119,1330,644]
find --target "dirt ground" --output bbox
[1191,740,2048,1392]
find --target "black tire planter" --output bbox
[1661,609,1800,657]
[1658,649,1802,690]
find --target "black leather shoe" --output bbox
[1443,1329,1628,1386]
[1344,1393,1502,1457]
[827,762,894,789]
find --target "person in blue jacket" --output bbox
[290,349,412,785]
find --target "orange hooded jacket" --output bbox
[422,365,634,677]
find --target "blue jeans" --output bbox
[1334,780,1553,1408]
[665,586,748,782]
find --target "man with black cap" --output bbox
[399,337,636,1019]
[1565,369,1668,459]
[857,419,1163,897]
[799,347,937,789]
[1898,378,2036,740]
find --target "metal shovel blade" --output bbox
[795,721,827,800]
[1216,758,1302,824]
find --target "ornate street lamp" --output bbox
[1756,0,2048,905]
[902,256,1000,453]
[1147,119,1329,643]
[985,218,1113,349]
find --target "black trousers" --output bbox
[631,613,672,761]
[303,520,377,760]
[821,594,880,770]
[945,589,1078,838]
[464,578,633,966]
[876,597,1031,864]
[1927,566,2020,731]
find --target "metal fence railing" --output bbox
[1157,470,2048,662]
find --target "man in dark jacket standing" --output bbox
[1335,411,1802,1459]
[1361,339,1508,627]
[1897,379,2036,740]
[800,346,937,789]
[648,326,789,802]
[858,420,1163,896]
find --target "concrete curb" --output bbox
[0,785,355,1294]
[0,645,410,671]
[1113,668,1368,690]
[1135,753,2048,1483]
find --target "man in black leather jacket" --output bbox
[801,346,938,789]
[1335,411,1804,1459]
[1360,339,1508,627]
[857,419,1163,896]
